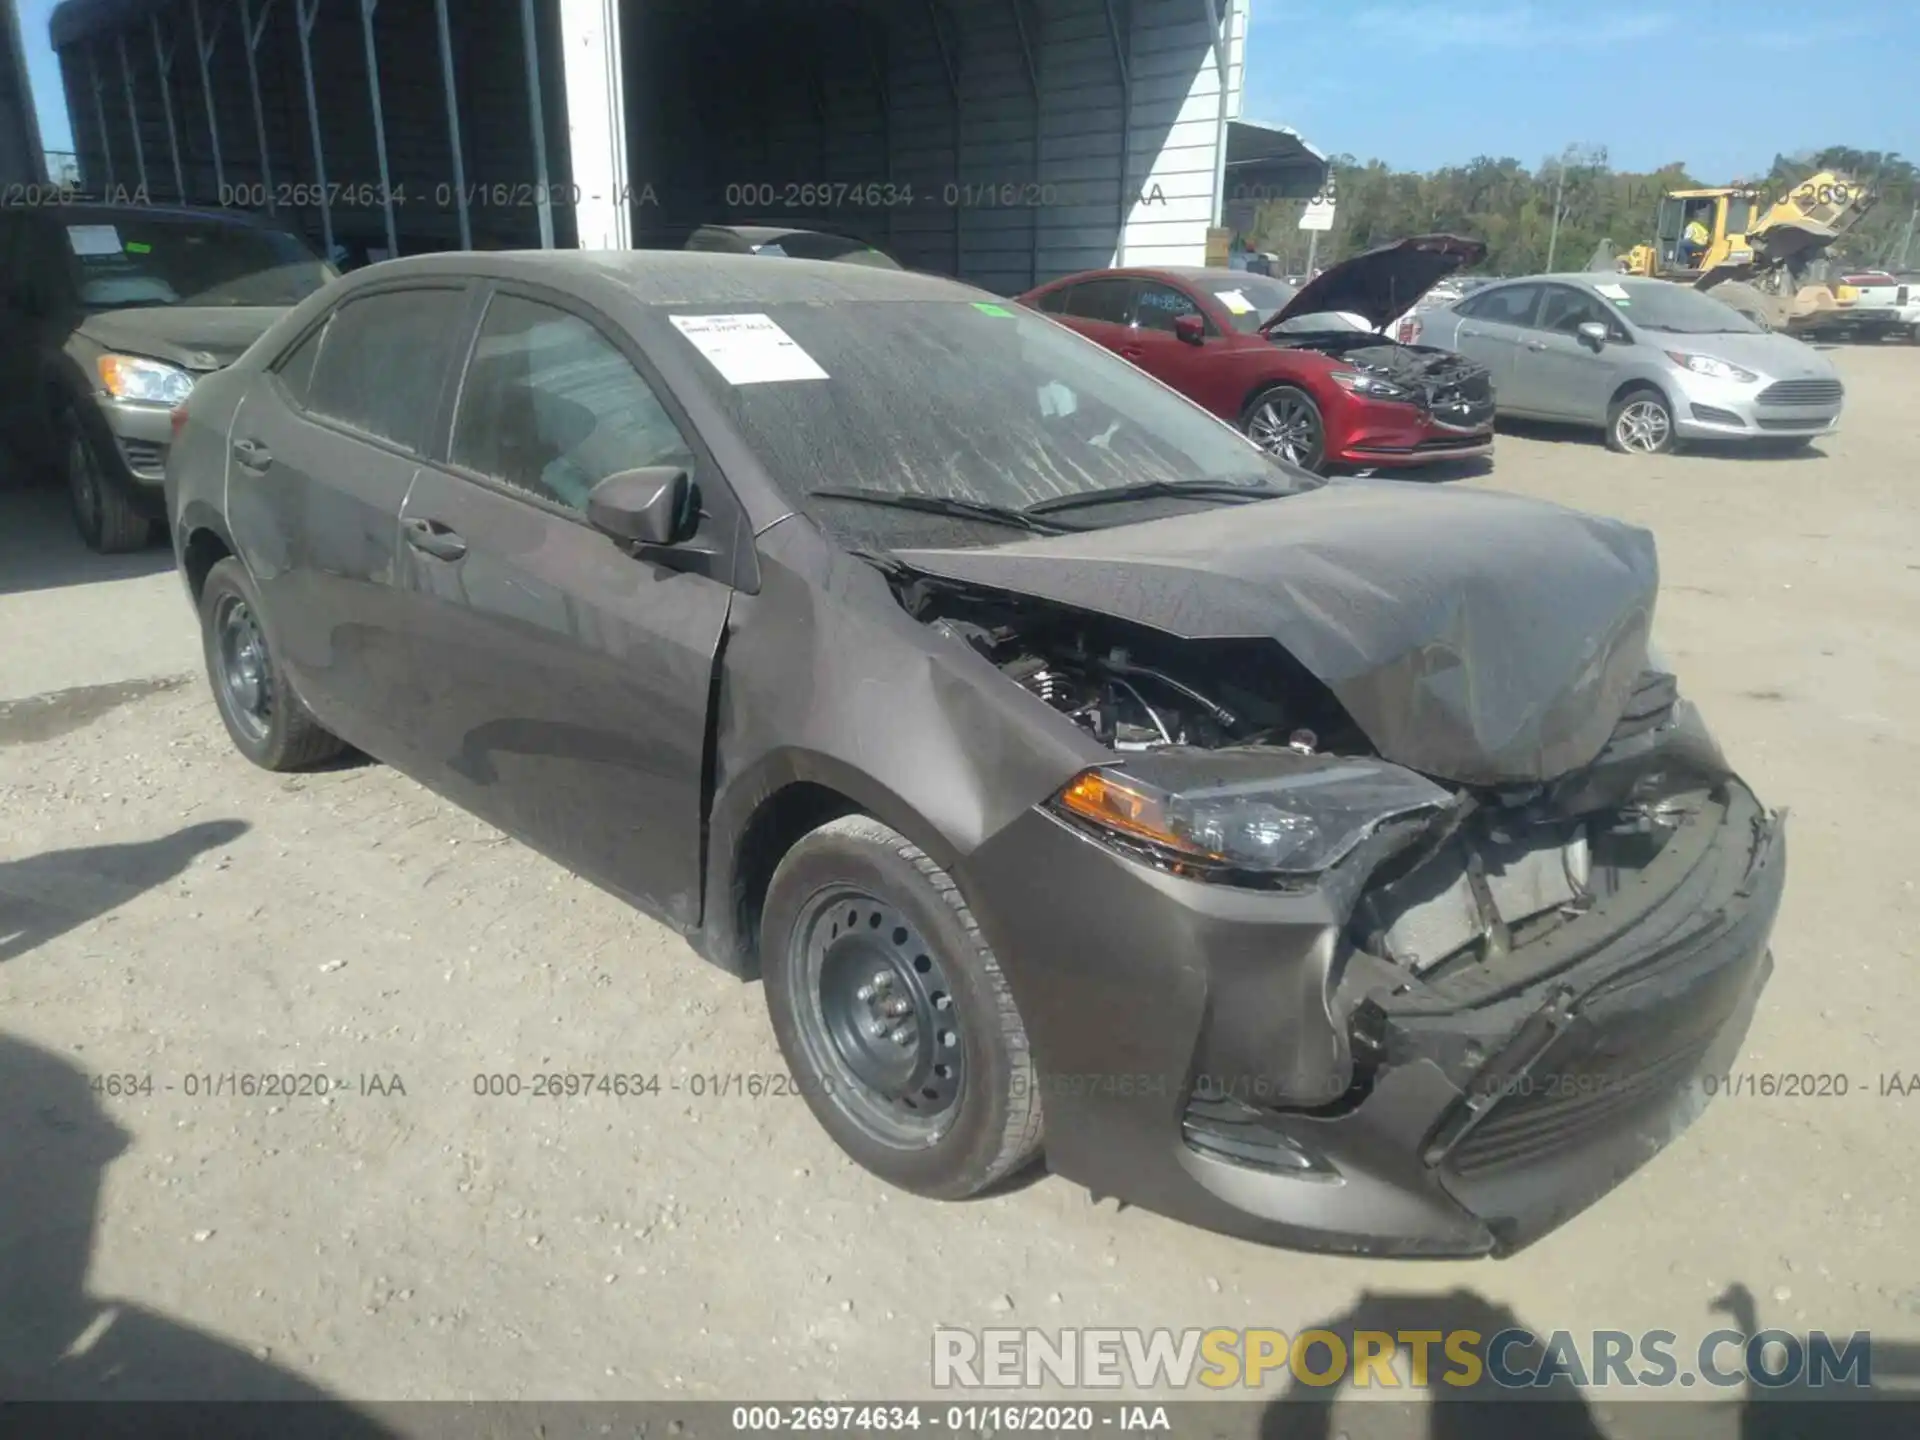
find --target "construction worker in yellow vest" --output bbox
[1678,214,1710,268]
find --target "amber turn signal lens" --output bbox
[1054,769,1220,859]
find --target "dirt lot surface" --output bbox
[3,346,1918,1427]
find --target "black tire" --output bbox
[66,418,154,554]
[761,815,1043,1200]
[1241,384,1327,472]
[1605,386,1677,455]
[197,557,346,771]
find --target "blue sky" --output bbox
[1245,0,1914,179]
[16,0,1914,179]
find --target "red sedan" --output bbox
[1016,235,1496,474]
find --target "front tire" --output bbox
[66,421,154,553]
[1606,387,1676,455]
[1242,385,1327,472]
[761,815,1044,1200]
[198,557,346,771]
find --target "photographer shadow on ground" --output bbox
[0,820,249,967]
[0,1026,397,1430]
[1256,1288,1607,1440]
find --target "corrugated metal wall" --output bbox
[56,0,573,253]
[54,0,1247,286]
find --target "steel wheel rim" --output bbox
[790,884,965,1149]
[1247,396,1318,464]
[1616,399,1671,453]
[68,434,101,537]
[213,594,274,741]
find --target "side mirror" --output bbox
[1174,313,1206,346]
[587,466,699,547]
[1576,321,1610,351]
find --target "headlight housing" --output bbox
[97,353,197,407]
[1328,369,1415,403]
[1047,754,1455,882]
[1666,351,1758,384]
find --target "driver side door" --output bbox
[396,285,739,928]
[1522,285,1632,425]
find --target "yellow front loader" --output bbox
[1606,170,1878,330]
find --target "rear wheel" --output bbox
[198,557,346,771]
[761,815,1043,1200]
[66,420,154,554]
[1606,387,1676,455]
[1241,385,1327,472]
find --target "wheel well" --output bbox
[728,781,865,978]
[1241,377,1313,420]
[182,528,234,601]
[1608,378,1670,414]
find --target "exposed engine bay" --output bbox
[1270,331,1496,431]
[909,582,1370,757]
[902,574,1721,993]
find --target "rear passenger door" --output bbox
[395,286,738,928]
[225,282,473,759]
[1451,283,1543,408]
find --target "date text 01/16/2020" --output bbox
[89,1072,406,1099]
[468,1072,844,1099]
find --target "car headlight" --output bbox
[1329,369,1414,402]
[1666,351,1758,384]
[1047,756,1455,880]
[97,353,197,406]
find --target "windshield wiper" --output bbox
[1025,476,1293,517]
[807,487,1080,535]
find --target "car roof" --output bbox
[347,248,981,307]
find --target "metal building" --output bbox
[46,0,1321,290]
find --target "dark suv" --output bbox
[0,201,335,551]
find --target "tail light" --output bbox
[170,403,189,440]
[1396,316,1422,344]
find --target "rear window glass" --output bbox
[307,288,467,451]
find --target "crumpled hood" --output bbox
[893,479,1659,786]
[73,306,286,372]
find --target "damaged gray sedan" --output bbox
[165,251,1785,1257]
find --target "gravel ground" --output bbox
[2,346,1918,1425]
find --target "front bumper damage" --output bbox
[960,747,1784,1258]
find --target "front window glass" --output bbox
[1212,275,1299,333]
[452,295,695,512]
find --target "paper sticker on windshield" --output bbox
[1594,282,1630,301]
[1215,289,1255,315]
[124,241,152,254]
[972,302,1014,317]
[67,225,123,256]
[670,314,828,385]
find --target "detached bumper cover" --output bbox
[963,783,1783,1257]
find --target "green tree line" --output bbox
[1247,145,1919,277]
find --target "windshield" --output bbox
[1607,282,1763,334]
[1209,275,1300,333]
[654,300,1311,548]
[64,215,335,309]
